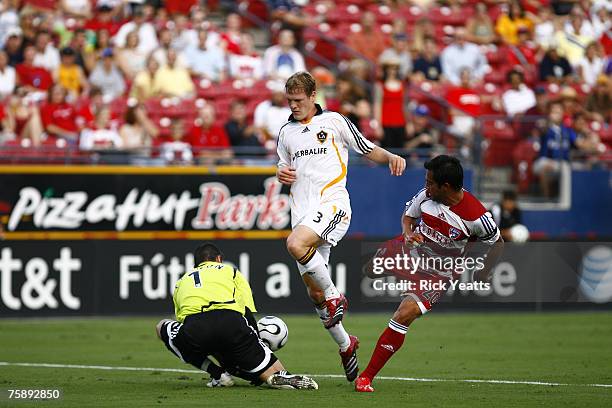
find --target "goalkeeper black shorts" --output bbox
[160,309,277,377]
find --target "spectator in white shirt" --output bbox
[0,50,15,98]
[263,29,305,79]
[32,30,60,75]
[113,8,158,55]
[441,27,489,85]
[254,80,291,141]
[502,69,536,117]
[576,42,604,87]
[591,1,612,39]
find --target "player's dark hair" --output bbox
[502,190,517,201]
[194,243,223,265]
[424,155,463,191]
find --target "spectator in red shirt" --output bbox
[221,13,244,55]
[84,5,122,36]
[374,56,408,149]
[16,45,53,93]
[188,104,233,163]
[508,26,539,67]
[446,68,482,153]
[40,84,80,143]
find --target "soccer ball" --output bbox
[257,316,289,351]
[510,224,530,243]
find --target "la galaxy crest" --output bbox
[316,130,328,144]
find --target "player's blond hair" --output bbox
[285,71,316,96]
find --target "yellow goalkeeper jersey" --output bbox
[173,261,256,323]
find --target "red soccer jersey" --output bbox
[446,87,482,116]
[403,188,500,277]
[188,124,231,148]
[41,102,79,133]
[16,64,53,90]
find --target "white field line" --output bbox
[1,361,611,389]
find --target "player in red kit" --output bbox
[355,155,504,392]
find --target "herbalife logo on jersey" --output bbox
[8,177,290,231]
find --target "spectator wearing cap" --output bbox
[58,47,88,98]
[347,11,388,63]
[490,190,523,242]
[32,30,60,76]
[412,37,443,82]
[152,48,194,98]
[184,29,227,82]
[229,32,264,80]
[379,33,412,80]
[254,80,291,141]
[16,45,53,93]
[405,104,440,152]
[539,46,573,84]
[495,0,534,46]
[466,3,496,45]
[88,48,126,100]
[113,7,158,55]
[576,42,604,87]
[116,30,148,80]
[3,27,24,66]
[84,5,122,36]
[585,74,611,123]
[0,49,15,98]
[263,29,305,79]
[441,27,489,86]
[374,55,408,149]
[502,69,536,117]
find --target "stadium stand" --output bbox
[0,0,610,197]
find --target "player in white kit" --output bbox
[276,72,406,381]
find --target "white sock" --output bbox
[298,249,340,299]
[315,305,350,351]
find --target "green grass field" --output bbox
[1,312,611,407]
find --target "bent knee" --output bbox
[392,300,422,326]
[156,319,172,340]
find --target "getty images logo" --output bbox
[579,246,612,303]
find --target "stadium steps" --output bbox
[480,167,514,202]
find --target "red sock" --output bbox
[361,320,407,380]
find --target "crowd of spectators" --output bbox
[0,0,610,178]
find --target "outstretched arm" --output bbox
[364,146,406,176]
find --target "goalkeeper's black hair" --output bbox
[194,242,223,265]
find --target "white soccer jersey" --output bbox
[277,104,376,226]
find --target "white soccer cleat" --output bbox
[206,372,235,388]
[266,371,318,390]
